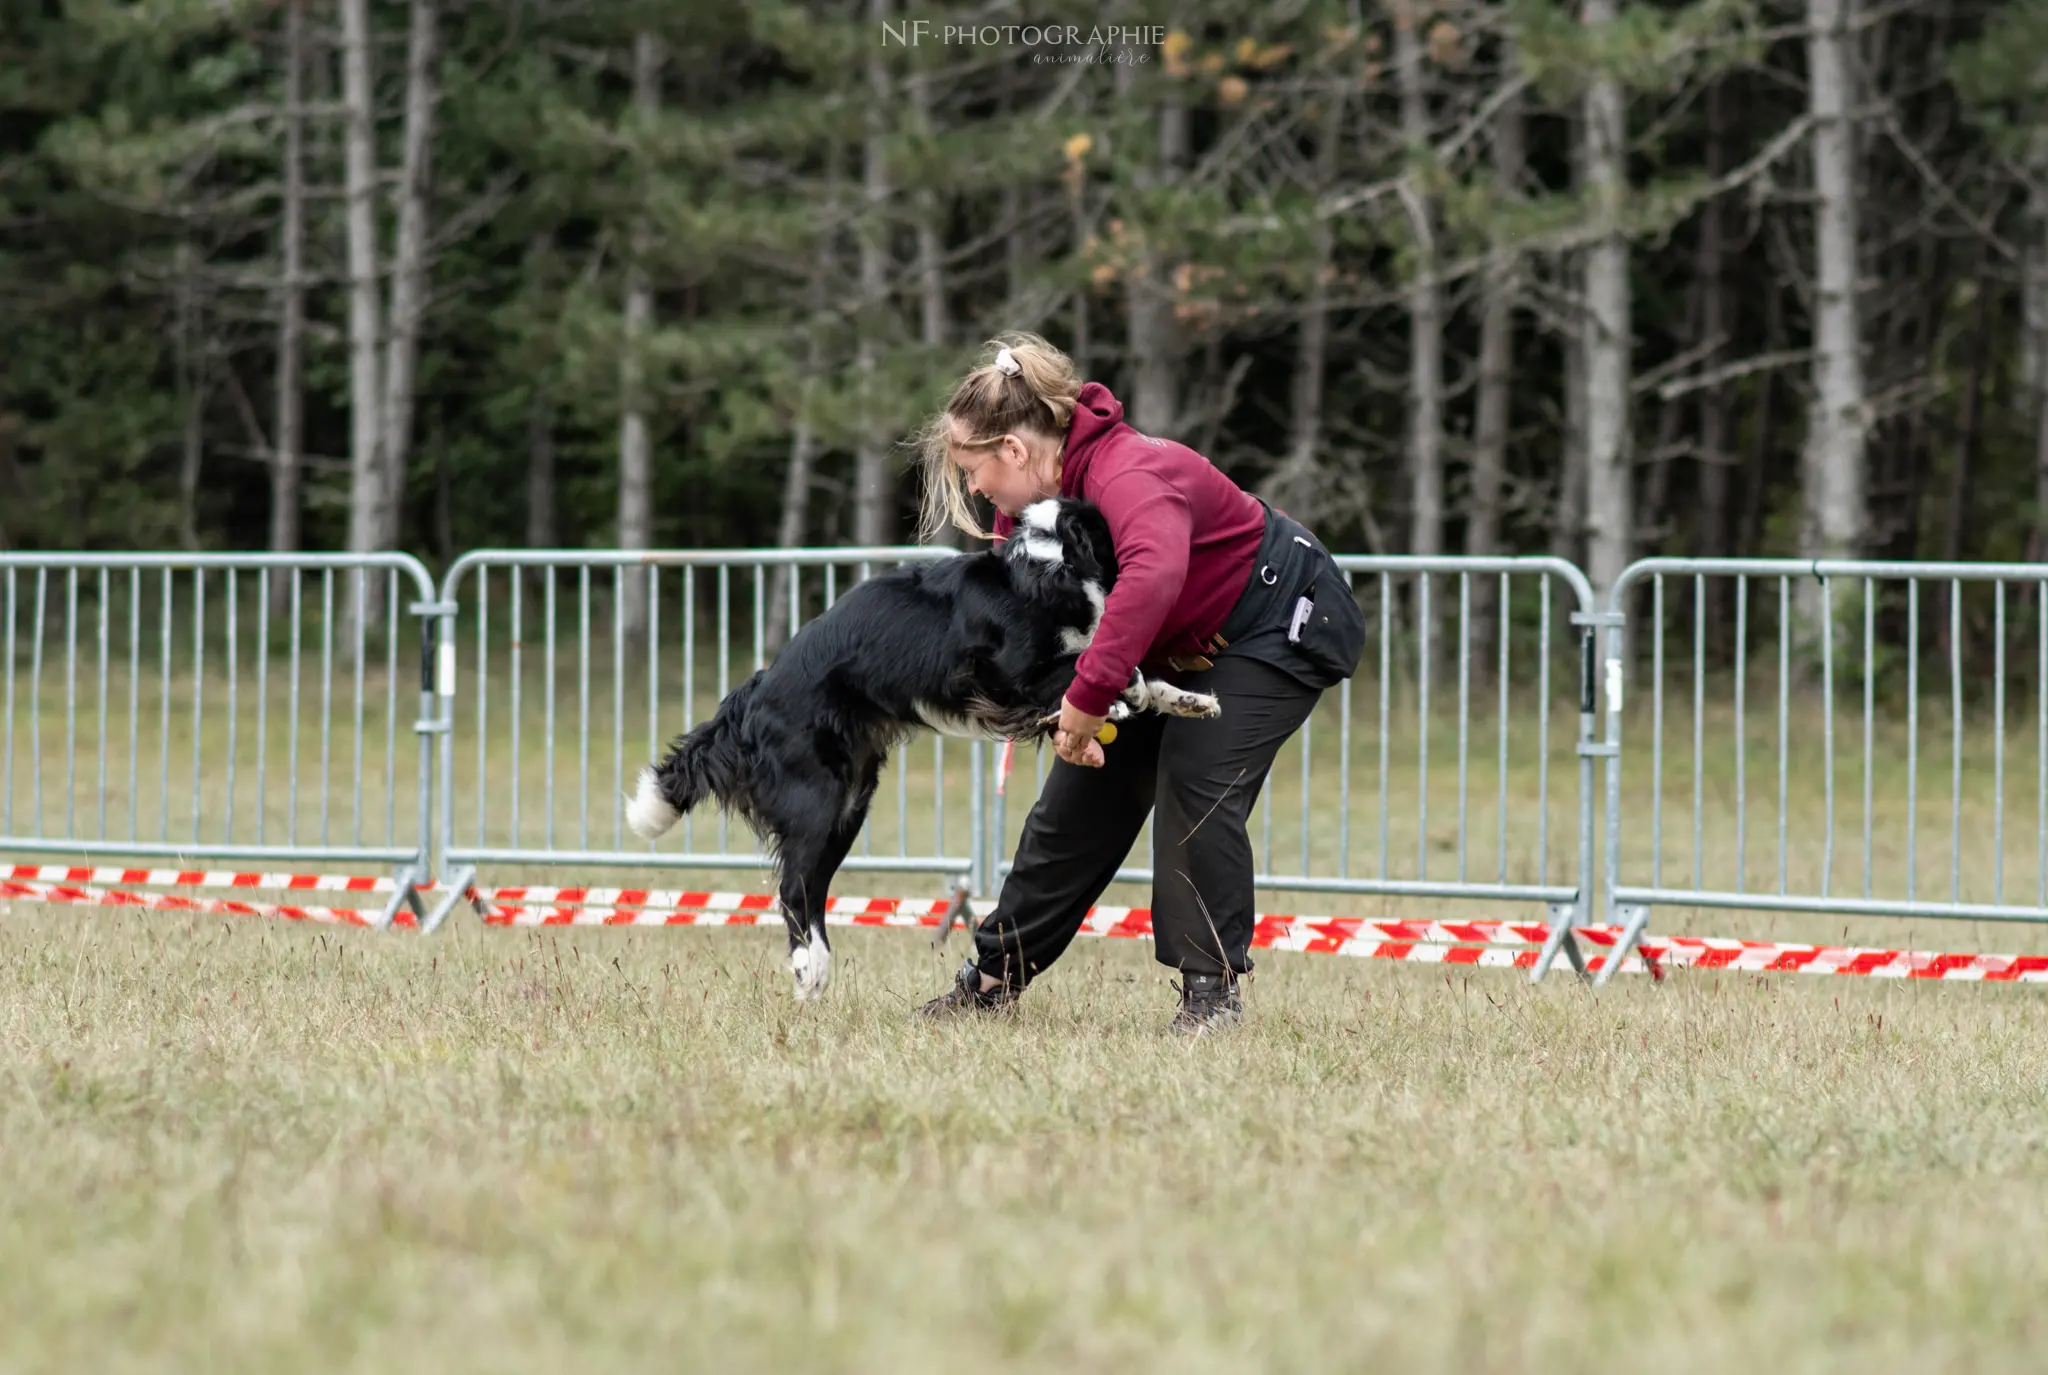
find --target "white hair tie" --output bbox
[994,346,1021,377]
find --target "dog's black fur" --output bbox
[625,497,1219,997]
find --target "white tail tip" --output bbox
[625,765,681,840]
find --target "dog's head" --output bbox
[1002,498,1118,598]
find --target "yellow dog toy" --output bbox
[1040,713,1118,747]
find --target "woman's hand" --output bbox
[1052,697,1109,768]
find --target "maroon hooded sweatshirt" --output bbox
[992,381,1265,718]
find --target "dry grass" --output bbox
[3,912,2048,1373]
[7,579,2048,1369]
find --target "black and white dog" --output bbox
[625,498,1220,998]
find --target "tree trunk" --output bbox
[1695,80,1732,561]
[376,0,438,557]
[1552,109,1587,565]
[852,0,893,550]
[1262,88,1344,525]
[1581,0,1632,600]
[1000,58,1028,315]
[2028,142,2048,420]
[433,414,453,562]
[1942,266,1994,567]
[1127,94,1188,438]
[339,0,384,559]
[1894,237,1954,562]
[617,30,661,639]
[1130,106,1196,440]
[270,0,306,612]
[769,146,843,646]
[527,386,556,551]
[908,65,947,353]
[765,338,821,656]
[174,241,204,552]
[0,424,18,552]
[1935,252,1992,681]
[519,232,557,556]
[2027,133,2048,565]
[1469,63,1522,673]
[1740,278,1784,560]
[1279,231,1331,512]
[2036,356,2048,566]
[1126,275,1181,436]
[0,417,15,550]
[1554,308,1587,562]
[907,62,956,555]
[1469,80,1522,564]
[1801,0,1866,562]
[1067,65,1094,381]
[1641,274,1700,544]
[1394,0,1443,571]
[1069,159,1092,380]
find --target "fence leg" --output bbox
[1535,608,1618,984]
[421,863,478,934]
[931,873,975,949]
[376,863,428,930]
[1595,902,1653,987]
[1531,899,1587,982]
[969,740,987,900]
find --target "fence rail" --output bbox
[0,553,440,927]
[1594,558,2048,983]
[7,545,2047,987]
[985,554,1606,978]
[429,548,988,931]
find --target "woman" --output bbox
[915,333,1364,1034]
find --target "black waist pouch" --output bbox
[1216,502,1366,691]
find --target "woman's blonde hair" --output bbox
[915,331,1083,543]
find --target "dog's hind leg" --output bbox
[783,811,869,1000]
[774,757,883,1000]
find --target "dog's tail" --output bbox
[626,674,759,841]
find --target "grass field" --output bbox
[8,572,2048,1369]
[4,911,2048,1372]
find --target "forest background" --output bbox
[4,0,2046,619]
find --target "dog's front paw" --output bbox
[1165,688,1223,719]
[788,929,833,1000]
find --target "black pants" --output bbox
[973,653,1322,985]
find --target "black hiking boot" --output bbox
[1168,971,1243,1036]
[916,959,1020,1018]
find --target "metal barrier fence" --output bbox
[427,551,1603,964]
[984,556,1606,979]
[1595,559,2048,983]
[430,549,989,931]
[11,545,2048,989]
[0,553,441,927]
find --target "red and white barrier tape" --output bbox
[5,864,428,893]
[7,867,2046,982]
[467,896,2048,981]
[1620,935,2048,980]
[1,878,416,928]
[470,894,1574,947]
